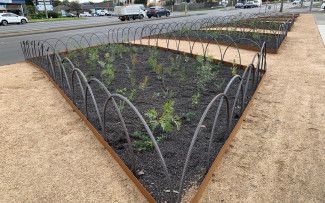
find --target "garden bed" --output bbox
[153,29,283,53]
[46,43,258,202]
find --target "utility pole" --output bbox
[279,0,284,12]
[42,0,48,18]
[309,0,314,11]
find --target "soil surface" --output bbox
[0,62,146,202]
[199,14,325,202]
[134,39,261,66]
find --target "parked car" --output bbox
[96,9,110,16]
[244,1,258,8]
[322,2,325,10]
[0,13,28,26]
[292,0,301,5]
[235,2,244,8]
[79,12,92,17]
[63,13,77,17]
[147,6,170,18]
[253,0,262,7]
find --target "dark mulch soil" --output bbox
[47,44,257,202]
[221,19,290,30]
[159,29,285,53]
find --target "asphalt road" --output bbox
[0,11,192,35]
[0,4,300,66]
[314,13,325,45]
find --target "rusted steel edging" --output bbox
[26,61,156,203]
[190,71,266,203]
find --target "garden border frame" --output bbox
[25,55,265,203]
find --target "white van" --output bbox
[114,4,146,21]
[253,0,262,7]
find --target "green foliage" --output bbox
[231,59,238,76]
[139,76,149,90]
[183,111,196,122]
[131,53,138,68]
[86,48,99,71]
[145,99,181,134]
[165,0,175,6]
[145,108,160,131]
[110,44,128,58]
[160,100,181,133]
[116,87,137,102]
[69,1,82,13]
[252,32,261,40]
[148,48,159,71]
[196,56,215,91]
[98,53,115,85]
[192,92,201,106]
[131,131,163,152]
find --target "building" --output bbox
[0,0,26,15]
[34,0,53,11]
[81,1,112,13]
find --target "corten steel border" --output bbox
[26,61,157,203]
[26,59,265,203]
[190,71,266,203]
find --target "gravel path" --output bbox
[199,14,325,202]
[0,63,147,202]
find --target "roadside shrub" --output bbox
[48,11,60,18]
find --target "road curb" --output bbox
[0,13,205,39]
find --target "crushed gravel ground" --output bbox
[0,63,146,202]
[199,14,325,203]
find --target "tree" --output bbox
[52,0,62,7]
[62,0,70,6]
[69,1,82,17]
[134,0,147,4]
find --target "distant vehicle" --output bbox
[322,2,325,9]
[63,13,77,17]
[253,0,262,7]
[0,13,28,26]
[96,9,109,16]
[147,6,170,18]
[235,2,244,8]
[244,1,258,8]
[115,4,146,21]
[220,0,228,7]
[292,0,301,5]
[79,12,92,17]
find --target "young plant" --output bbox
[117,87,137,102]
[148,48,159,70]
[139,76,149,90]
[148,49,166,89]
[86,48,99,72]
[159,100,181,133]
[144,99,181,134]
[231,59,238,76]
[196,56,215,92]
[192,92,201,106]
[183,111,196,122]
[99,60,115,85]
[131,131,163,152]
[145,108,159,131]
[131,53,138,68]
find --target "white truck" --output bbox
[114,4,146,21]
